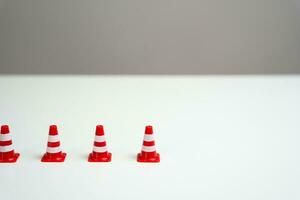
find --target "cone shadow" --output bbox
[128,154,136,161]
[79,153,88,161]
[32,154,42,161]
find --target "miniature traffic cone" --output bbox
[41,125,66,162]
[0,125,20,163]
[88,125,111,162]
[137,125,160,163]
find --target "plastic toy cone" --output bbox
[41,125,66,162]
[137,126,160,163]
[88,125,111,162]
[0,125,20,163]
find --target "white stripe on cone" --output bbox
[0,145,14,152]
[142,145,156,152]
[143,134,154,142]
[93,146,107,153]
[94,135,106,143]
[46,147,62,153]
[0,134,12,141]
[47,135,60,143]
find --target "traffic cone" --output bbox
[137,125,160,163]
[0,125,20,163]
[41,125,66,162]
[88,125,111,162]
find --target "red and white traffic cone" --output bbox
[41,125,66,162]
[0,125,20,163]
[137,125,160,163]
[88,125,111,162]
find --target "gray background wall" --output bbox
[0,0,299,74]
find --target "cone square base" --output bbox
[137,153,160,163]
[41,153,67,162]
[0,153,20,163]
[88,152,112,162]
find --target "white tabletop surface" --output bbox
[0,75,299,200]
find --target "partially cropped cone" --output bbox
[0,125,20,163]
[88,125,111,162]
[137,126,160,163]
[41,125,66,162]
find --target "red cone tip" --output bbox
[49,125,58,135]
[145,126,153,134]
[1,125,10,134]
[95,125,104,135]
